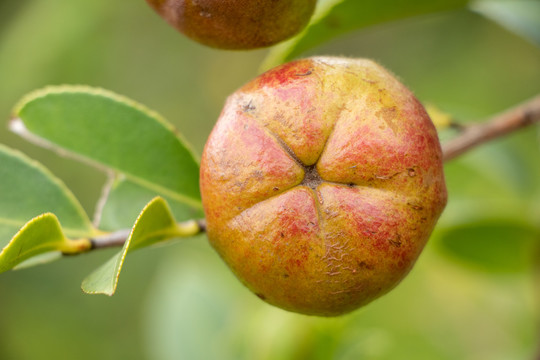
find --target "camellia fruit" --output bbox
[145,0,317,50]
[200,57,447,316]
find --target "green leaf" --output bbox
[0,144,95,272]
[12,86,202,211]
[97,176,204,232]
[435,220,539,273]
[0,144,94,246]
[471,0,540,46]
[82,197,199,295]
[261,0,470,69]
[0,214,91,273]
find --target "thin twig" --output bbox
[442,95,540,162]
[88,219,206,250]
[89,229,132,249]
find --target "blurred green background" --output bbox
[0,0,539,359]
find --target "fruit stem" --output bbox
[442,94,540,162]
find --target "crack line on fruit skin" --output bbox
[227,114,305,218]
[307,187,324,230]
[258,120,375,193]
[229,181,359,229]
[227,185,320,231]
[252,124,327,209]
[310,103,347,167]
[269,131,307,169]
[256,112,345,190]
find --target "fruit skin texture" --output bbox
[200,57,447,316]
[145,0,317,50]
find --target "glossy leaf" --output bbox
[12,86,202,211]
[82,197,199,295]
[97,176,203,232]
[0,214,91,273]
[262,0,470,69]
[472,0,540,45]
[0,144,95,272]
[436,220,538,273]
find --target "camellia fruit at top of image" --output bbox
[145,0,317,49]
[200,57,447,316]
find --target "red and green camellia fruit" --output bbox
[145,0,317,50]
[200,57,447,316]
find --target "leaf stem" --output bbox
[442,94,540,162]
[61,238,93,254]
[88,219,206,250]
[89,229,132,249]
